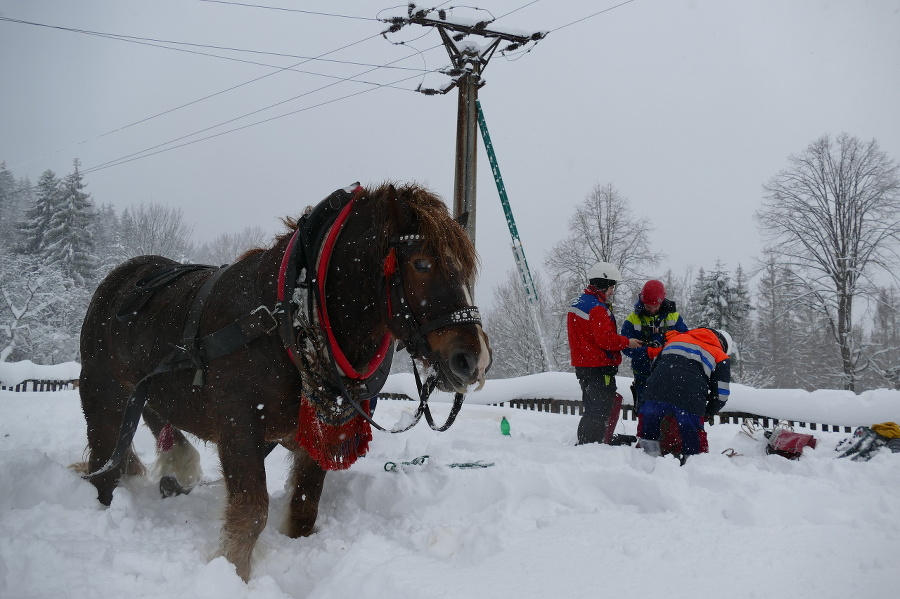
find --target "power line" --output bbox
[495,0,543,21]
[196,0,379,21]
[7,2,641,183]
[2,15,441,169]
[81,70,429,176]
[81,42,442,175]
[0,17,423,72]
[549,0,638,33]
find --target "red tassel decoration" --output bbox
[157,422,175,452]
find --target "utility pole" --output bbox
[383,6,545,244]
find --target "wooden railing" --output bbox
[2,386,856,434]
[378,393,854,434]
[0,379,79,392]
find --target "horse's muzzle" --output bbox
[431,326,491,393]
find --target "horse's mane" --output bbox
[253,182,479,280]
[370,181,480,280]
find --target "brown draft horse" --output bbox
[77,182,491,580]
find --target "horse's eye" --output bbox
[413,258,432,273]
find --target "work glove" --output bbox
[706,398,726,419]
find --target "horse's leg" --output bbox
[143,406,202,497]
[218,433,269,581]
[282,448,327,538]
[79,372,146,505]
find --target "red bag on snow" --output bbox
[765,428,817,459]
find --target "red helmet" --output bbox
[640,280,666,306]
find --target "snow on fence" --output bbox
[0,360,81,392]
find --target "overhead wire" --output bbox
[195,0,380,21]
[81,70,430,176]
[547,0,638,33]
[81,43,444,175]
[6,0,640,181]
[0,16,424,72]
[1,14,440,170]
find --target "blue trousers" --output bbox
[638,400,704,456]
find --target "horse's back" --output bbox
[80,255,194,385]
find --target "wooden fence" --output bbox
[0,379,79,392]
[2,385,855,434]
[379,393,855,434]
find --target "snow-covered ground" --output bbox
[2,374,899,599]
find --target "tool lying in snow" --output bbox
[383,455,494,471]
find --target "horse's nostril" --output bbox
[449,350,476,379]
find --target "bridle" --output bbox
[278,184,483,433]
[382,235,483,367]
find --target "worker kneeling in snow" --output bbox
[637,328,733,464]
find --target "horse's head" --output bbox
[373,183,492,393]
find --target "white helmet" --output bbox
[587,261,622,282]
[714,329,734,356]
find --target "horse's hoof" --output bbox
[160,475,192,498]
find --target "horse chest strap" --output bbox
[196,305,279,364]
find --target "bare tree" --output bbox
[119,202,195,261]
[194,226,270,265]
[484,269,563,378]
[756,133,900,391]
[545,183,663,307]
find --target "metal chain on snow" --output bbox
[383,455,495,471]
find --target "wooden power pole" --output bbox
[384,6,545,244]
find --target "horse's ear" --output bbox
[386,184,407,224]
[456,210,470,230]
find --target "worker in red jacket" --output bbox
[568,262,643,445]
[638,328,733,463]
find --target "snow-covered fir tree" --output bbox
[691,261,749,331]
[681,266,705,326]
[16,169,60,256]
[0,162,24,250]
[90,203,123,277]
[41,160,98,286]
[689,261,752,379]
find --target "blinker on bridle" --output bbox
[383,232,483,362]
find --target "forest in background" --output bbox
[2,133,899,392]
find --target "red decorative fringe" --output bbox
[157,423,175,452]
[295,395,372,470]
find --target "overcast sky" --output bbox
[2,0,899,305]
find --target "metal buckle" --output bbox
[251,305,280,333]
